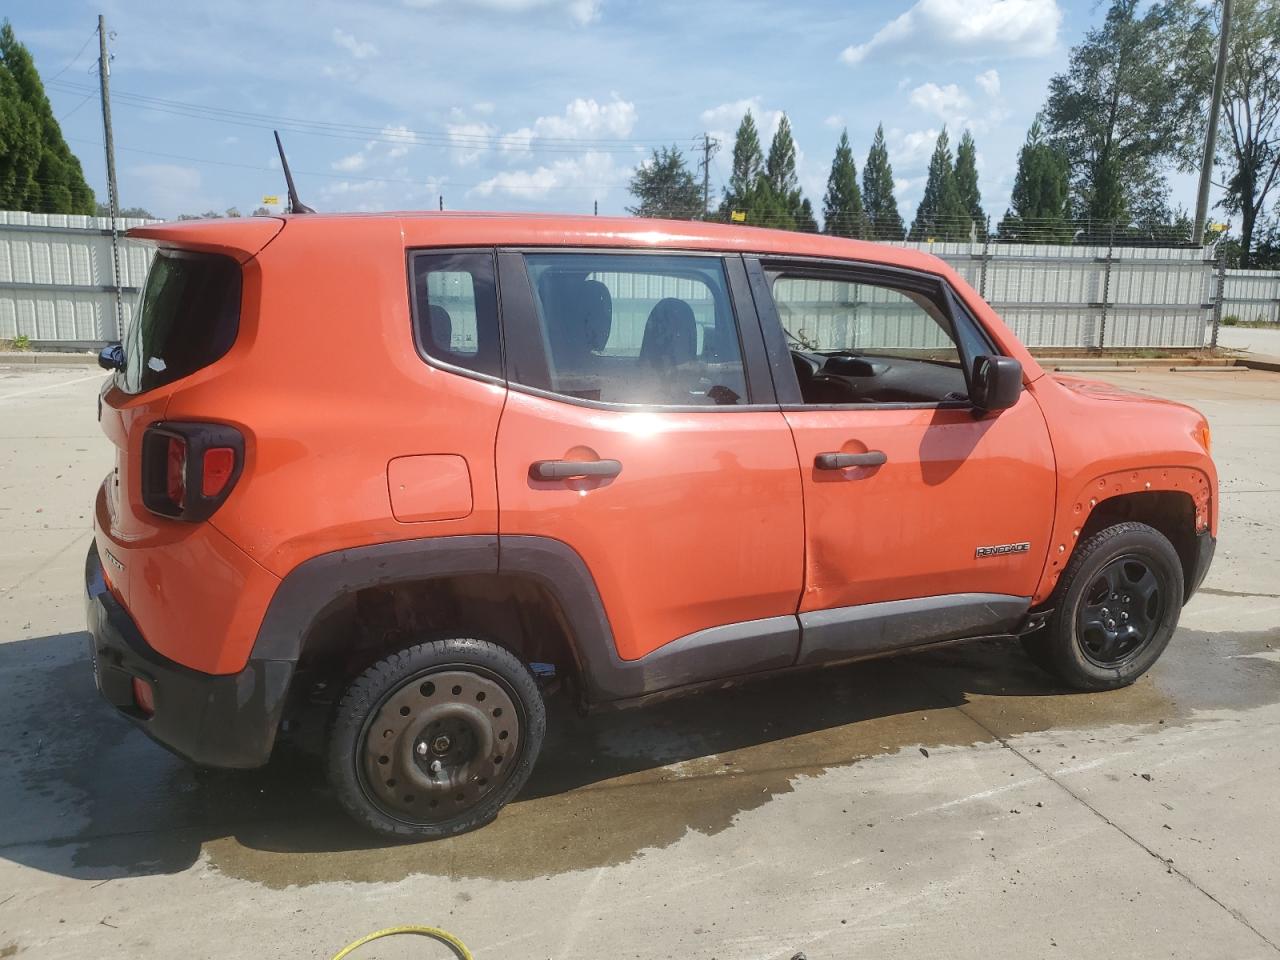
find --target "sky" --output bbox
[8,0,1211,223]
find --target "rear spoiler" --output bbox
[127,217,285,264]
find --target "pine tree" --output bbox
[997,118,1072,242]
[795,197,819,233]
[765,114,799,198]
[0,21,95,214]
[627,146,703,219]
[862,124,904,240]
[954,130,986,240]
[909,128,968,242]
[720,111,764,219]
[823,129,864,238]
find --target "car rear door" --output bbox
[745,255,1056,664]
[493,250,805,681]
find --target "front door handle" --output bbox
[814,450,887,470]
[530,459,623,481]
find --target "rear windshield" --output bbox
[120,251,241,394]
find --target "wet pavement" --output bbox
[1,365,1278,959]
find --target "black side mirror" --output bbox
[98,343,125,371]
[970,355,1022,412]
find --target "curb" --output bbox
[0,353,98,367]
[1236,355,1280,373]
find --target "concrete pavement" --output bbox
[0,365,1277,959]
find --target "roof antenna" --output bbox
[273,130,314,214]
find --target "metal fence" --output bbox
[0,210,1252,351]
[1220,268,1280,325]
[0,211,157,347]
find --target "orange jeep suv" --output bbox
[85,213,1217,838]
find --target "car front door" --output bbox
[746,256,1056,664]
[494,250,805,694]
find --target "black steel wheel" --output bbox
[328,638,545,840]
[1022,521,1183,691]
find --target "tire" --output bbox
[1023,521,1184,691]
[327,638,546,840]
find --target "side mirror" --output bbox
[970,355,1022,412]
[98,343,125,371]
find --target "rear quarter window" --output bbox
[121,251,241,394]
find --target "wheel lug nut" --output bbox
[415,742,428,757]
[1106,619,1116,630]
[429,759,442,776]
[1121,612,1129,621]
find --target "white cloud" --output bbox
[331,124,418,172]
[824,114,845,129]
[332,27,377,59]
[471,150,623,202]
[891,128,941,167]
[447,121,498,165]
[402,0,601,25]
[127,164,209,217]
[908,82,972,120]
[497,96,635,158]
[975,68,1001,97]
[840,0,1061,65]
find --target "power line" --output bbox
[43,28,98,84]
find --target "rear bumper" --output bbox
[84,543,292,768]
[1186,530,1216,602]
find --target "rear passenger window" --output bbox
[410,251,502,378]
[517,253,748,406]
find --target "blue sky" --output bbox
[10,0,1207,222]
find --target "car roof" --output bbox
[129,211,952,274]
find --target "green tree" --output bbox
[720,111,765,219]
[862,124,904,240]
[954,130,986,239]
[0,21,95,214]
[998,118,1072,242]
[96,202,156,219]
[627,145,702,219]
[764,114,799,198]
[1043,0,1208,229]
[909,128,968,241]
[795,197,819,233]
[1207,0,1280,267]
[823,129,865,237]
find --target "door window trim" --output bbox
[745,255,999,412]
[405,246,507,386]
[496,248,780,412]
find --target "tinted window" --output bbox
[769,273,970,404]
[518,253,747,406]
[410,251,502,378]
[121,251,240,394]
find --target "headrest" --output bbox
[640,298,698,369]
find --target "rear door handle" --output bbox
[530,459,623,480]
[814,451,887,470]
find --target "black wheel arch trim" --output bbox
[254,534,1034,708]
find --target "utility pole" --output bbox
[697,133,720,219]
[97,14,124,341]
[1193,0,1233,245]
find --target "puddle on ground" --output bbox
[6,625,1279,888]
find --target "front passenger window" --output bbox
[769,273,971,405]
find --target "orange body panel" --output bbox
[94,212,1216,678]
[495,392,805,661]
[1026,375,1216,603]
[785,391,1057,610]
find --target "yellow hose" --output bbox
[330,925,473,960]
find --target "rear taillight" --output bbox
[166,437,187,507]
[142,422,244,521]
[131,677,155,716]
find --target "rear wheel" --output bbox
[327,638,545,840]
[1022,522,1183,691]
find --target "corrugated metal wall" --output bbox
[0,211,158,346]
[1221,269,1280,325]
[0,211,1251,350]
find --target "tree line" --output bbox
[629,0,1280,267]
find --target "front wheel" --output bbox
[327,638,546,840]
[1022,521,1184,691]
